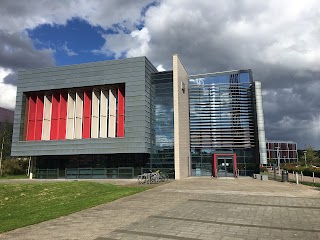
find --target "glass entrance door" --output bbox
[217,157,234,177]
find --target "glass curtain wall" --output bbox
[189,70,257,176]
[148,71,174,173]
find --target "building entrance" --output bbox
[212,153,237,177]
[217,157,234,177]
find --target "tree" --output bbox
[0,119,13,176]
[299,146,319,166]
[267,158,275,166]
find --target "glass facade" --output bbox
[36,153,150,178]
[189,70,258,176]
[148,71,174,171]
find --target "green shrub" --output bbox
[259,166,267,173]
[283,165,320,177]
[2,159,28,175]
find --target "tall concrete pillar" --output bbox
[255,81,267,165]
[173,54,191,179]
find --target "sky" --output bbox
[0,0,319,149]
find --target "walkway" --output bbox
[1,177,320,240]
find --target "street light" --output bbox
[303,150,307,167]
[275,146,281,175]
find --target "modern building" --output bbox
[11,55,267,179]
[266,140,298,164]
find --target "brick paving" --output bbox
[1,177,320,240]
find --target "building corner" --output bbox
[173,54,191,179]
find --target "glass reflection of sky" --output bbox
[189,71,254,150]
[149,71,175,169]
[152,73,174,149]
[189,72,250,85]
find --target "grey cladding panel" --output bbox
[12,57,157,156]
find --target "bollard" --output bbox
[296,172,299,185]
[273,164,277,181]
[313,172,315,183]
[301,171,303,181]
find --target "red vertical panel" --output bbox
[233,154,237,176]
[289,144,293,158]
[50,93,60,140]
[117,86,125,137]
[26,95,37,141]
[282,143,286,158]
[58,92,68,139]
[82,90,92,138]
[27,121,36,141]
[34,95,44,140]
[212,154,217,177]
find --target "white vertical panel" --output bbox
[99,88,108,138]
[91,89,100,138]
[108,88,117,138]
[74,91,83,139]
[42,94,52,140]
[255,81,267,165]
[66,91,76,139]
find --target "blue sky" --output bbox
[27,18,114,66]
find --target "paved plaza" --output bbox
[1,177,320,240]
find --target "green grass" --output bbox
[0,174,28,179]
[298,181,320,188]
[267,173,320,188]
[0,181,149,233]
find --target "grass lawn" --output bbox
[0,174,28,179]
[298,181,320,188]
[0,181,149,233]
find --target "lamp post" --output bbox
[303,150,307,167]
[275,146,280,175]
[0,136,4,176]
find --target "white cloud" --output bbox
[62,42,78,56]
[0,68,17,109]
[97,27,151,59]
[0,0,153,33]
[0,31,55,70]
[140,0,320,72]
[156,64,165,72]
[126,27,151,58]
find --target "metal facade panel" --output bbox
[91,90,100,138]
[34,94,44,140]
[12,57,157,156]
[26,95,36,141]
[108,88,117,138]
[82,90,92,139]
[50,93,59,140]
[99,89,108,138]
[66,92,75,139]
[42,94,52,140]
[58,92,68,139]
[117,86,125,137]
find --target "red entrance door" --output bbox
[212,154,237,177]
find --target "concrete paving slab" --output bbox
[1,177,320,240]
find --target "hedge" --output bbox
[283,164,320,178]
